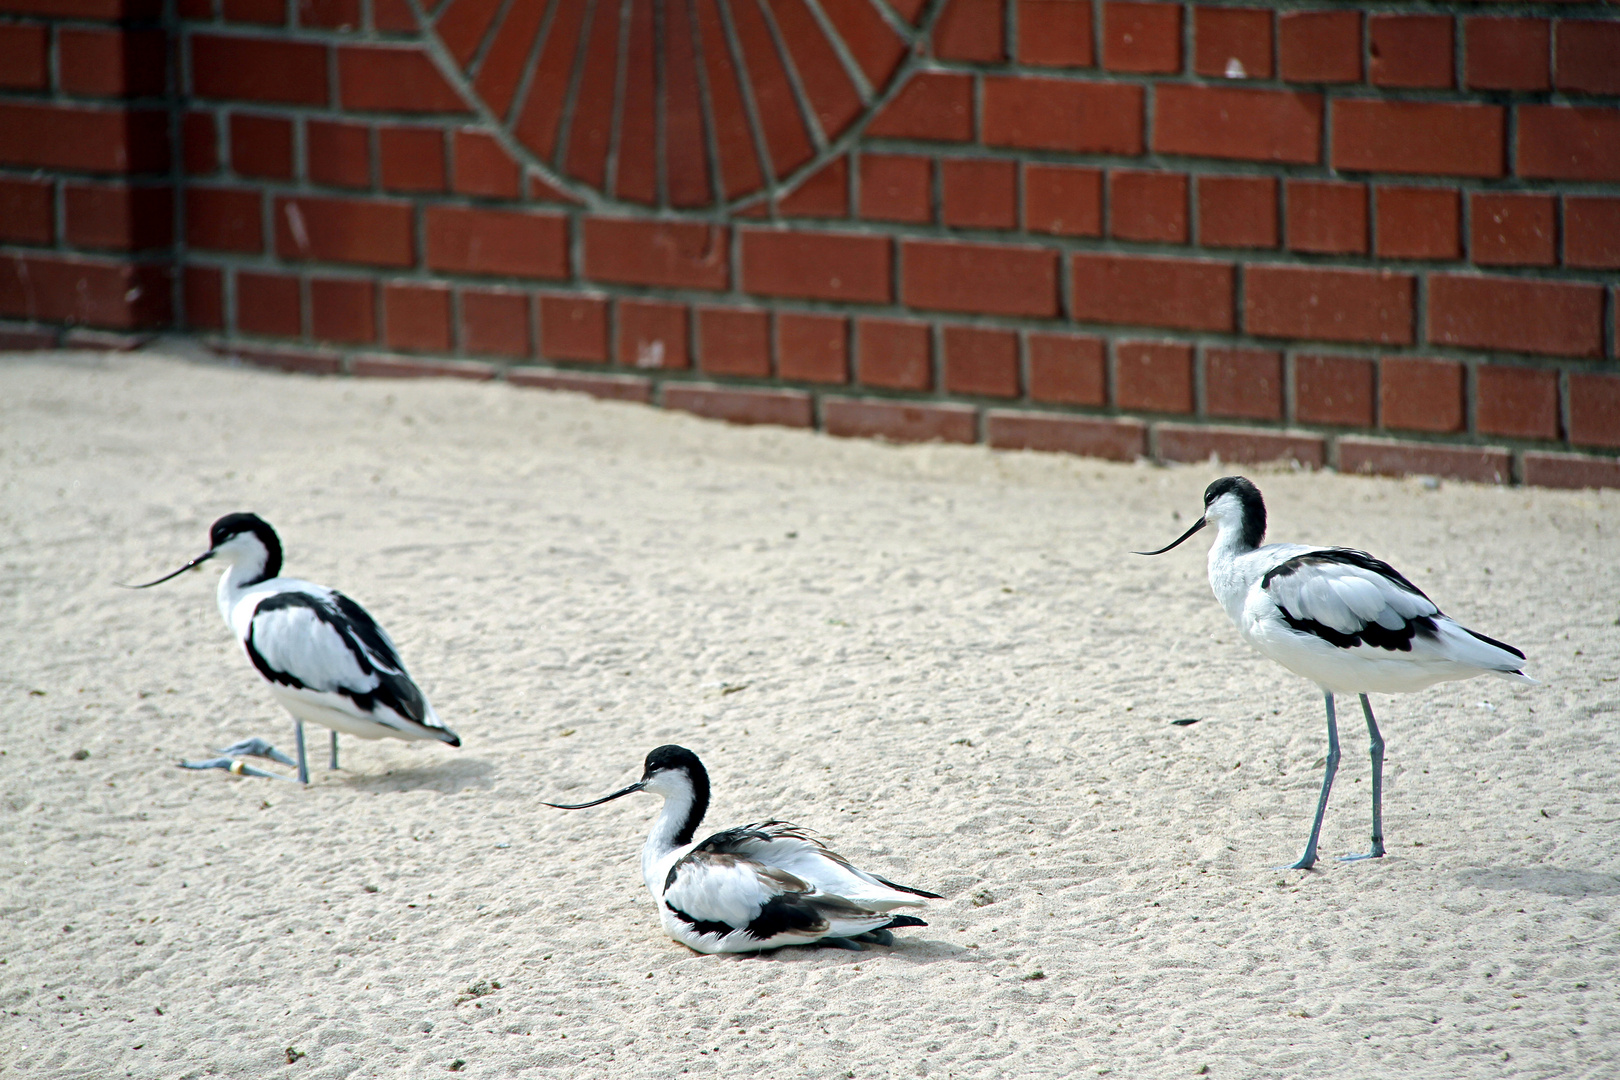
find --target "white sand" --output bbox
[2,352,1617,1079]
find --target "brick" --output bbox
[383,283,452,352]
[1103,2,1180,73]
[1,0,161,15]
[352,355,496,380]
[1470,193,1556,268]
[0,103,170,174]
[942,160,1018,230]
[857,318,931,391]
[1195,6,1272,80]
[1154,85,1321,164]
[1278,10,1360,83]
[661,384,813,429]
[1368,15,1453,89]
[1204,347,1282,420]
[1338,438,1510,485]
[1475,366,1560,441]
[1520,452,1620,492]
[1197,176,1276,249]
[1115,341,1193,414]
[1019,0,1093,67]
[903,240,1058,318]
[942,326,1019,398]
[459,288,529,358]
[339,46,466,112]
[61,327,150,351]
[1565,197,1620,270]
[988,412,1147,461]
[983,77,1143,155]
[1375,187,1460,261]
[1028,333,1105,406]
[934,0,1003,61]
[59,27,166,97]
[584,218,727,290]
[426,206,568,279]
[1557,20,1620,96]
[859,155,932,223]
[1286,180,1366,255]
[1246,266,1413,346]
[277,196,414,267]
[0,178,53,245]
[539,294,608,363]
[866,72,973,142]
[1465,18,1548,92]
[1110,171,1187,244]
[179,0,215,16]
[1024,165,1102,237]
[0,24,47,90]
[229,114,293,179]
[236,270,301,337]
[226,345,341,375]
[741,230,890,304]
[776,313,847,385]
[183,265,224,330]
[508,368,652,403]
[306,120,370,188]
[1428,275,1602,358]
[222,0,282,23]
[697,307,770,377]
[186,187,261,253]
[63,183,172,251]
[0,325,59,350]
[822,398,977,444]
[0,254,170,329]
[379,127,446,192]
[306,277,374,344]
[451,130,521,199]
[1294,354,1374,427]
[1071,253,1234,331]
[1518,106,1620,183]
[192,35,328,105]
[617,300,688,369]
[1569,373,1620,449]
[779,157,848,219]
[1379,357,1464,434]
[183,112,219,175]
[299,0,360,28]
[1156,425,1324,468]
[819,0,906,87]
[371,0,416,31]
[1333,101,1503,179]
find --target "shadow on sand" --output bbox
[1456,866,1620,897]
[348,755,498,795]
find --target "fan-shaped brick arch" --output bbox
[427,0,930,209]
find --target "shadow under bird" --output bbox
[545,745,941,954]
[1137,476,1534,869]
[125,513,459,783]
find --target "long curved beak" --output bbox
[119,549,215,589]
[1133,516,1207,556]
[542,779,646,810]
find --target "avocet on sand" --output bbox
[545,745,940,953]
[127,513,459,783]
[1137,476,1534,869]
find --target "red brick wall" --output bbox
[4,0,1620,489]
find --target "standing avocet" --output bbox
[1137,476,1534,869]
[127,513,459,783]
[544,745,940,953]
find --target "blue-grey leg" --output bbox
[213,738,298,768]
[1282,691,1341,870]
[819,937,866,951]
[1340,694,1387,861]
[329,730,339,771]
[294,721,309,785]
[853,929,896,946]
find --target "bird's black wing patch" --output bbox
[665,903,736,939]
[870,874,945,901]
[1260,548,1440,652]
[245,592,426,722]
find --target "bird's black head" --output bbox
[208,513,283,584]
[642,744,705,782]
[1202,476,1266,549]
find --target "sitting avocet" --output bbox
[545,745,940,953]
[127,513,459,783]
[1137,476,1534,869]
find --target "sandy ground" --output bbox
[1,351,1617,1080]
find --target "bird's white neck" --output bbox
[215,556,273,625]
[639,777,704,892]
[1206,517,1261,621]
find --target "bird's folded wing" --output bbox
[1262,549,1438,638]
[246,593,427,722]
